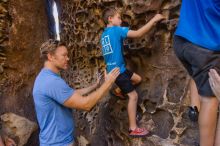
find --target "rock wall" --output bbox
[0,0,200,145]
[60,0,199,146]
[0,0,48,145]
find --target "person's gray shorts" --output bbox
[173,35,220,97]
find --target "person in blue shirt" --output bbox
[33,39,120,146]
[101,7,164,137]
[173,0,220,146]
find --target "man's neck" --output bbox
[44,61,60,74]
[107,23,114,27]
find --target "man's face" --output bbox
[50,46,69,70]
[110,13,122,26]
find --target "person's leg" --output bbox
[188,78,200,122]
[209,69,220,145]
[115,70,149,136]
[127,90,138,130]
[127,90,149,137]
[173,35,219,146]
[190,79,200,110]
[215,112,220,146]
[112,70,140,99]
[199,96,219,146]
[130,73,142,85]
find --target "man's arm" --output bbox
[209,69,220,101]
[64,68,120,111]
[127,14,165,38]
[75,83,98,96]
[75,73,103,95]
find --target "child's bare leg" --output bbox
[190,79,201,110]
[127,90,138,130]
[131,73,142,85]
[114,73,142,94]
[199,96,218,146]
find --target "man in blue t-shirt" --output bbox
[101,7,164,137]
[173,0,220,146]
[33,39,120,146]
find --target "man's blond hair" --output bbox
[40,39,66,61]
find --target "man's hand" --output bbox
[64,67,120,111]
[209,69,220,101]
[105,68,120,86]
[151,14,165,23]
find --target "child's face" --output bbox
[109,13,122,26]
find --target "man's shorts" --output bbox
[173,35,220,97]
[115,69,135,94]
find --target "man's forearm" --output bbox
[83,81,111,111]
[76,83,98,95]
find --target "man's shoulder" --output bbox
[34,70,64,91]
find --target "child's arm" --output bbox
[127,14,165,38]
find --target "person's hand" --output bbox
[105,68,120,86]
[209,69,220,101]
[152,14,165,23]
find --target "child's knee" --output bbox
[133,75,142,85]
[128,91,138,101]
[137,76,142,83]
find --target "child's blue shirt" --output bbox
[101,26,129,73]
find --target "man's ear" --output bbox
[47,53,53,61]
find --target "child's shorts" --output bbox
[115,69,135,94]
[173,35,220,97]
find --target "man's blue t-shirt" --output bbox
[175,0,220,51]
[33,68,75,146]
[101,26,129,73]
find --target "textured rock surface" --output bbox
[0,0,48,145]
[0,0,200,145]
[1,113,38,146]
[60,0,199,146]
